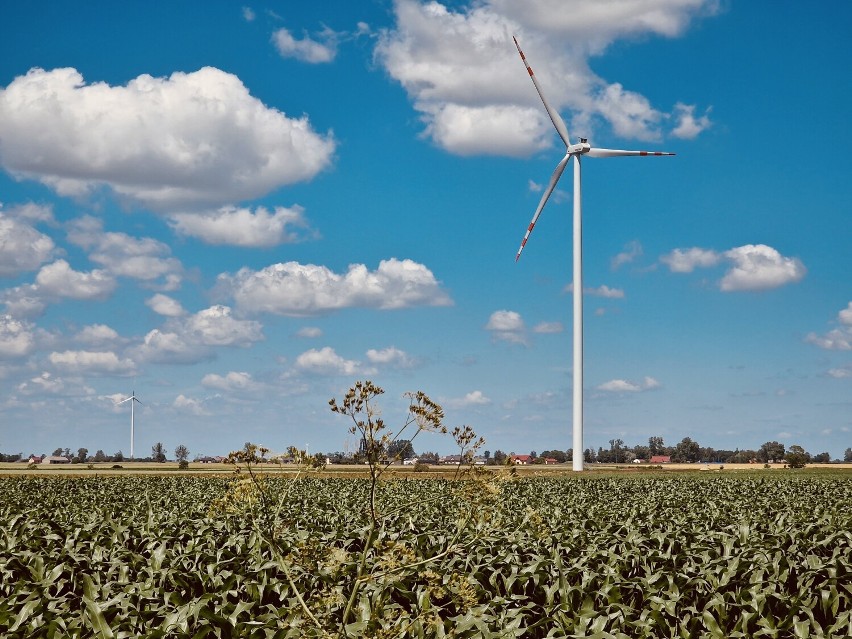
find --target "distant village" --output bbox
[4,436,851,467]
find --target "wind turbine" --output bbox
[118,390,142,460]
[512,36,674,471]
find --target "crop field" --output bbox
[1,472,850,638]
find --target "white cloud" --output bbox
[611,240,643,270]
[145,294,186,317]
[533,321,563,334]
[169,205,313,247]
[296,326,322,338]
[35,260,116,300]
[218,258,452,316]
[660,247,721,273]
[67,216,183,285]
[366,346,415,368]
[662,244,806,292]
[132,329,211,365]
[806,302,852,351]
[720,244,806,292]
[374,0,715,156]
[131,304,263,364]
[485,309,527,344]
[242,6,255,22]
[16,371,95,397]
[0,209,55,276]
[672,102,712,139]
[566,283,625,298]
[295,347,368,376]
[75,324,120,346]
[0,67,335,209]
[185,305,264,347]
[201,371,263,394]
[272,27,338,63]
[49,350,136,376]
[826,367,851,379]
[173,394,210,416]
[597,376,661,393]
[0,315,35,358]
[445,390,491,409]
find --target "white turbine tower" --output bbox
[119,390,142,460]
[513,37,674,471]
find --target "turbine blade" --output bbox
[516,153,570,261]
[118,397,131,404]
[513,36,571,149]
[586,148,675,158]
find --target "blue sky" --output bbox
[1,1,850,460]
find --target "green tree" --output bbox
[387,439,415,461]
[609,438,625,463]
[113,450,124,462]
[673,437,700,463]
[812,452,831,463]
[52,447,63,457]
[648,436,665,456]
[73,447,88,464]
[758,441,785,463]
[152,442,167,463]
[174,444,189,463]
[785,445,808,469]
[93,449,107,462]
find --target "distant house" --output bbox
[544,458,559,465]
[28,455,44,464]
[511,454,533,465]
[41,456,70,465]
[402,457,418,465]
[440,455,463,465]
[650,455,671,464]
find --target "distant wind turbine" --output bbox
[513,36,674,472]
[118,390,142,460]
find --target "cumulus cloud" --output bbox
[662,244,806,292]
[49,350,136,376]
[169,205,314,247]
[16,371,95,397]
[611,240,643,270]
[0,67,335,209]
[0,207,55,276]
[485,309,527,344]
[660,247,721,273]
[145,294,186,317]
[295,347,369,376]
[672,102,712,139]
[67,216,183,285]
[374,0,715,156]
[720,244,806,292]
[201,371,264,394]
[173,394,210,416]
[185,305,264,347]
[242,6,255,22]
[597,376,661,393]
[444,390,491,409]
[74,324,120,346]
[366,346,415,368]
[218,258,452,316]
[272,27,338,63]
[35,260,116,300]
[0,315,35,358]
[131,304,263,364]
[806,302,852,351]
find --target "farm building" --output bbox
[511,454,533,465]
[41,456,70,464]
[650,455,672,464]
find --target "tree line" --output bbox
[3,438,851,467]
